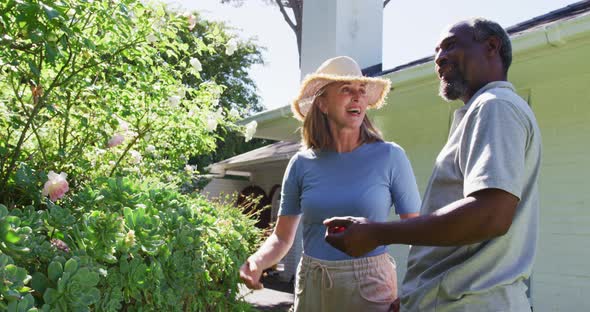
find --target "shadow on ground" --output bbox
[245,273,294,312]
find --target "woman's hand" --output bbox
[239,257,264,290]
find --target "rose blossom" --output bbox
[225,38,238,56]
[205,116,218,132]
[42,171,69,201]
[185,164,196,173]
[229,108,240,119]
[118,119,129,132]
[146,33,158,43]
[187,15,197,30]
[189,57,202,72]
[168,95,181,107]
[107,134,125,148]
[244,121,257,142]
[129,150,142,164]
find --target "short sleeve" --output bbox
[390,146,422,215]
[460,99,529,199]
[278,154,303,216]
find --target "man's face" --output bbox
[434,23,485,102]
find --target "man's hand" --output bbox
[239,257,264,290]
[389,298,400,312]
[323,216,379,257]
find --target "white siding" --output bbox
[527,77,590,312]
[200,178,250,203]
[250,163,289,196]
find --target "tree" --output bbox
[0,1,264,310]
[0,0,260,202]
[167,12,271,178]
[221,0,392,63]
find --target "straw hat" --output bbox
[291,56,391,121]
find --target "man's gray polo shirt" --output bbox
[401,81,542,311]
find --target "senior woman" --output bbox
[239,56,420,311]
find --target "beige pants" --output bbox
[293,253,397,312]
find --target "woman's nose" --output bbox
[351,89,364,100]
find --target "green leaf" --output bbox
[31,272,49,294]
[7,301,17,312]
[48,261,63,282]
[27,60,40,77]
[78,287,100,306]
[41,3,60,20]
[57,273,68,293]
[0,204,9,218]
[64,258,78,274]
[45,42,58,64]
[15,266,29,282]
[43,288,59,304]
[119,257,129,274]
[6,216,21,227]
[4,230,20,244]
[5,263,18,275]
[0,254,11,266]
[75,268,99,287]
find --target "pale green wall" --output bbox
[527,74,590,312]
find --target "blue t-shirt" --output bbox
[279,141,421,260]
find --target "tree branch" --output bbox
[274,0,296,32]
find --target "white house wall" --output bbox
[525,75,590,312]
[200,178,250,203]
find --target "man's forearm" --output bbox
[374,194,515,246]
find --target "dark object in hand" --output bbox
[328,226,346,234]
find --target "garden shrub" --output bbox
[0,0,265,310]
[1,178,261,311]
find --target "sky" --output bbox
[165,0,580,111]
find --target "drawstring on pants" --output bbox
[307,262,334,289]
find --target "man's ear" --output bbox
[486,36,501,57]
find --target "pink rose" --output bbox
[42,171,69,202]
[188,15,197,30]
[107,134,125,148]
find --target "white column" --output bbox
[300,0,383,78]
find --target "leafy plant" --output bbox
[0,0,266,310]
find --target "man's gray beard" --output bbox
[439,78,468,102]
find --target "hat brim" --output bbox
[291,73,392,121]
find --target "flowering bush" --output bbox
[0,0,264,309]
[0,0,261,197]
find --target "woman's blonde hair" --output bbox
[301,86,384,150]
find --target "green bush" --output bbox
[0,0,265,310]
[1,178,261,311]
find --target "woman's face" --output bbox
[318,81,368,131]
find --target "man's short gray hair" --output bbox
[470,18,512,74]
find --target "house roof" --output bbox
[208,141,300,175]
